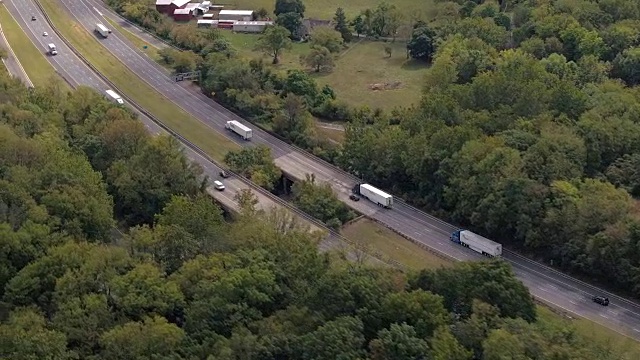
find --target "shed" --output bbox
[219,10,254,21]
[197,19,217,27]
[233,21,273,33]
[202,13,214,19]
[173,8,193,21]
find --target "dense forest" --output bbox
[0,67,632,359]
[108,0,640,296]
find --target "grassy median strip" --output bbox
[0,6,65,88]
[39,0,239,162]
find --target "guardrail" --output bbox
[32,0,408,271]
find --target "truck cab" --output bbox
[47,43,57,55]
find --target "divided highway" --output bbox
[10,0,640,339]
[1,0,369,261]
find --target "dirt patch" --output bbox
[368,81,403,91]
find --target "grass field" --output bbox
[222,0,431,19]
[39,0,239,162]
[313,40,428,110]
[226,32,428,110]
[341,217,453,270]
[0,6,64,88]
[537,306,640,359]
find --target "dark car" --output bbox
[349,194,360,201]
[219,170,229,178]
[592,296,609,306]
[32,15,36,21]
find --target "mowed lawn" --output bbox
[222,0,429,18]
[314,40,428,110]
[226,32,428,110]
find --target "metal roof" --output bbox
[171,0,191,7]
[173,8,191,14]
[233,21,273,25]
[155,0,172,5]
[219,10,254,15]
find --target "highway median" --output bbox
[37,0,239,163]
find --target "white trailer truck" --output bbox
[450,229,502,257]
[105,90,124,105]
[225,120,252,140]
[95,23,110,38]
[47,43,57,55]
[353,183,393,208]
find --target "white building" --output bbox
[202,13,214,19]
[219,10,254,21]
[197,19,217,27]
[232,21,273,33]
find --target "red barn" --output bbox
[173,8,193,21]
[155,0,191,15]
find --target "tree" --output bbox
[334,7,352,42]
[100,316,185,359]
[254,7,269,20]
[276,12,303,39]
[369,323,431,360]
[310,27,344,53]
[298,316,366,359]
[256,25,292,64]
[224,145,282,191]
[302,45,335,72]
[430,326,473,360]
[351,14,367,38]
[291,173,353,227]
[407,23,437,61]
[274,0,305,17]
[0,308,72,360]
[612,47,640,86]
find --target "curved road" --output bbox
[13,0,640,339]
[3,0,362,258]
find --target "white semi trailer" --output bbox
[450,230,502,257]
[105,90,124,105]
[96,23,110,38]
[225,120,252,140]
[353,183,393,208]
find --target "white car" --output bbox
[43,32,48,36]
[213,180,225,191]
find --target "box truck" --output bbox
[105,90,124,105]
[353,183,393,208]
[47,43,57,55]
[450,230,502,257]
[225,120,252,140]
[95,23,110,38]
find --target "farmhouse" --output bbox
[219,10,254,21]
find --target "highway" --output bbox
[11,0,640,339]
[2,0,371,261]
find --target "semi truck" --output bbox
[352,183,393,208]
[105,90,124,105]
[225,120,252,140]
[450,229,502,257]
[95,23,110,38]
[47,43,57,55]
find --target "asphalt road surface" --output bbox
[12,0,640,339]
[3,0,368,258]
